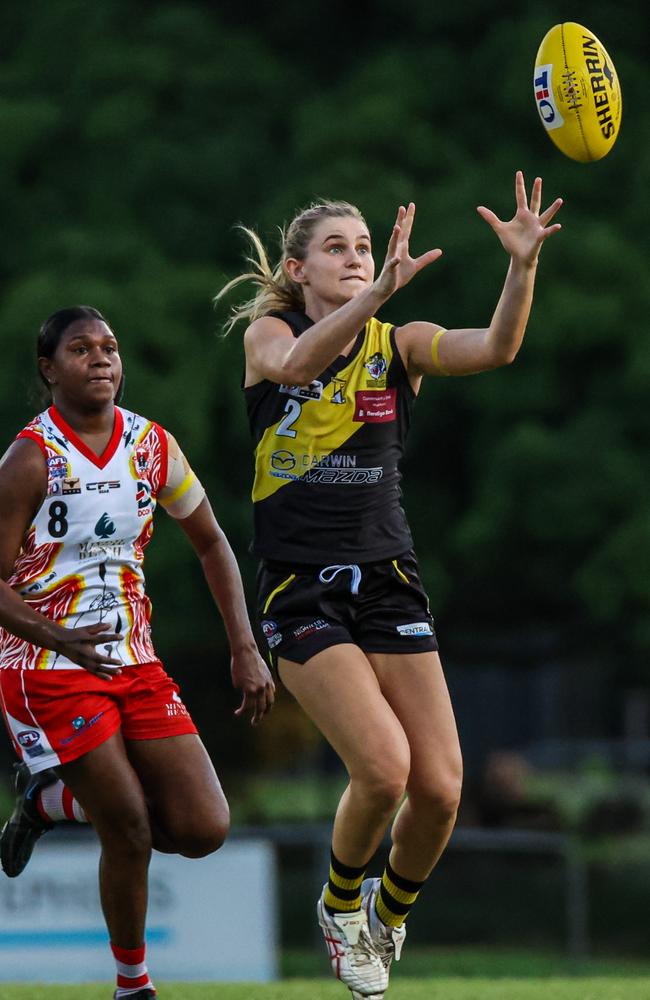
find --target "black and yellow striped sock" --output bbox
[323,850,368,914]
[376,860,424,928]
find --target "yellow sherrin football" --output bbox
[534,22,622,162]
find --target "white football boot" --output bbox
[351,878,406,999]
[317,884,388,998]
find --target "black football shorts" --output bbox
[256,549,438,667]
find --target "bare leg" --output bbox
[58,732,153,949]
[279,644,410,866]
[58,731,229,948]
[368,651,463,881]
[126,733,229,856]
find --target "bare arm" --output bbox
[176,496,275,725]
[400,172,563,377]
[244,205,443,387]
[0,439,122,679]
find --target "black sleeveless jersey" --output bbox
[244,310,416,563]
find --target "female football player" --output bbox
[0,305,275,1000]
[217,172,562,999]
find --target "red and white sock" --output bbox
[111,942,156,998]
[37,780,88,823]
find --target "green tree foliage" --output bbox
[0,0,648,775]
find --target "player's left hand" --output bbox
[231,645,275,725]
[477,171,563,266]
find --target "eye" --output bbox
[327,245,344,254]
[357,246,371,255]
[74,346,88,354]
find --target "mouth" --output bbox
[341,275,366,282]
[88,376,113,383]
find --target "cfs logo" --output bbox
[87,481,120,494]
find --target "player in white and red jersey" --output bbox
[0,306,275,1000]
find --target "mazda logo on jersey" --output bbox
[86,481,121,493]
[271,451,296,471]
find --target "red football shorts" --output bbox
[0,661,198,773]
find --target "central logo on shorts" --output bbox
[72,716,86,731]
[396,622,433,636]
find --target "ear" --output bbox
[38,357,55,385]
[284,257,307,285]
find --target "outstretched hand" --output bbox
[232,645,275,725]
[375,203,442,299]
[53,621,123,680]
[477,171,563,266]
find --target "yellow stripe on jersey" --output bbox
[252,317,394,503]
[263,574,296,614]
[430,328,449,375]
[392,559,410,584]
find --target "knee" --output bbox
[100,810,153,860]
[178,812,230,859]
[411,773,463,825]
[354,754,410,814]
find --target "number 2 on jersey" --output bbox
[276,399,301,438]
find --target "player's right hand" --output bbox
[52,622,124,680]
[375,203,442,300]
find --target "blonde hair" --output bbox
[215,200,366,334]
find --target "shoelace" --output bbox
[348,923,382,969]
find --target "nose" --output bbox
[90,350,111,366]
[345,249,364,268]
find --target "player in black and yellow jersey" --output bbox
[218,172,562,1000]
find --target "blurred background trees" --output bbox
[0,0,648,819]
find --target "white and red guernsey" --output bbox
[0,405,185,670]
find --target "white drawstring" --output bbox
[318,564,362,595]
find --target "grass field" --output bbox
[2,981,650,1000]
[4,950,650,1000]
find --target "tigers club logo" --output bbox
[364,353,387,380]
